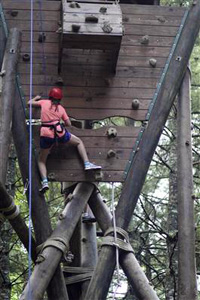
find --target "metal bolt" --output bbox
[132,99,140,110]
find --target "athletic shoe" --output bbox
[84,161,101,171]
[39,181,49,193]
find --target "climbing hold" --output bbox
[10,10,18,17]
[140,35,149,45]
[107,127,117,138]
[95,171,103,181]
[48,173,55,180]
[38,32,46,43]
[22,53,30,62]
[36,254,46,264]
[132,99,140,110]
[107,150,116,158]
[157,16,166,23]
[99,7,107,14]
[64,251,74,263]
[102,22,113,33]
[72,24,81,32]
[176,56,182,61]
[149,58,157,68]
[69,2,81,8]
[55,76,64,86]
[0,70,6,77]
[85,15,98,23]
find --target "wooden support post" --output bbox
[0,181,37,261]
[20,182,95,300]
[177,67,198,300]
[88,191,159,300]
[0,28,21,185]
[85,2,200,298]
[12,94,68,298]
[80,208,97,300]
[0,28,37,261]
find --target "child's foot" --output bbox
[84,161,101,171]
[39,180,49,194]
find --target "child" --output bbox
[28,87,101,193]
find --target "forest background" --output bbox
[0,0,200,299]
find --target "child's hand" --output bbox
[34,95,42,101]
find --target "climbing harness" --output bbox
[123,9,189,180]
[41,121,66,138]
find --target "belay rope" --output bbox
[111,183,121,299]
[28,0,34,298]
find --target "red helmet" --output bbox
[49,87,63,100]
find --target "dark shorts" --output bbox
[40,131,71,149]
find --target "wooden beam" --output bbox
[0,28,21,184]
[177,67,198,300]
[20,183,95,300]
[88,191,159,300]
[85,1,200,298]
[12,93,68,299]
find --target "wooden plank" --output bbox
[31,107,147,121]
[4,9,59,21]
[63,13,122,24]
[124,24,179,36]
[63,24,123,35]
[121,4,186,16]
[20,41,171,57]
[63,3,121,14]
[19,74,158,88]
[5,20,59,32]
[23,86,155,98]
[45,169,125,182]
[1,0,61,11]
[122,13,182,26]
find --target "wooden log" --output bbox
[85,1,200,298]
[0,28,21,184]
[177,67,198,300]
[20,182,95,300]
[80,208,97,300]
[12,94,68,299]
[0,181,37,261]
[88,191,159,300]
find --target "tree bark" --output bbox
[85,2,200,298]
[0,28,21,185]
[20,182,95,300]
[177,67,198,300]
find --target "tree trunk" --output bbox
[177,67,198,300]
[0,28,21,185]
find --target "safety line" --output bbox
[111,183,120,299]
[123,9,189,180]
[28,0,34,298]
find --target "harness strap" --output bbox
[41,121,65,138]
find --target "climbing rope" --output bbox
[111,183,120,299]
[28,0,34,298]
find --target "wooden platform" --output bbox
[1,0,186,182]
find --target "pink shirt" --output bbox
[38,99,69,138]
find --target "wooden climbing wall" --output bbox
[2,0,186,182]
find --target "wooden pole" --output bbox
[0,181,37,261]
[0,28,37,260]
[80,209,97,300]
[85,2,200,298]
[20,182,95,300]
[0,28,21,185]
[88,191,159,300]
[177,67,198,300]
[12,92,68,298]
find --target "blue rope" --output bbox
[28,0,34,298]
[38,0,48,97]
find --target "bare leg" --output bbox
[68,134,89,163]
[38,148,51,180]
